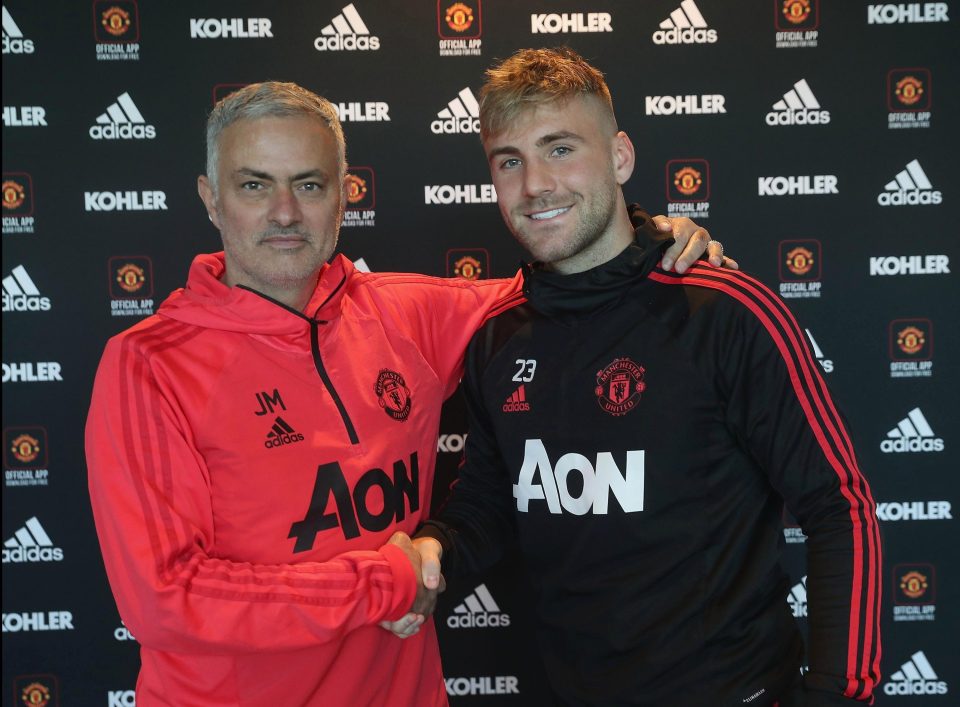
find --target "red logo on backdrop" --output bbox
[446,248,489,280]
[4,427,48,469]
[446,3,474,31]
[375,369,411,422]
[673,167,702,196]
[10,433,40,464]
[776,0,819,29]
[894,563,935,604]
[438,0,482,38]
[93,0,140,43]
[345,174,368,205]
[595,358,646,417]
[897,327,924,354]
[345,166,375,210]
[666,159,710,203]
[887,68,932,112]
[2,173,34,216]
[889,319,932,361]
[14,675,58,707]
[102,6,131,36]
[778,239,821,281]
[212,83,249,106]
[3,180,25,210]
[108,256,153,299]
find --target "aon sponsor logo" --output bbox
[514,439,644,514]
[288,453,420,549]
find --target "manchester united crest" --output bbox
[2,179,26,211]
[345,173,368,204]
[784,246,815,276]
[896,325,925,355]
[594,357,646,416]
[101,6,132,37]
[899,570,928,600]
[782,0,812,24]
[445,2,474,32]
[10,433,41,464]
[375,369,411,422]
[14,675,57,707]
[673,166,702,196]
[894,75,924,106]
[20,682,51,707]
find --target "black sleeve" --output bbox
[418,330,518,578]
[710,270,882,704]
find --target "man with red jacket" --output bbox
[85,81,725,706]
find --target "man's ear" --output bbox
[612,131,636,186]
[197,175,221,229]
[336,173,349,227]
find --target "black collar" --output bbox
[522,225,669,318]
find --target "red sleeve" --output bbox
[366,273,525,398]
[85,334,417,655]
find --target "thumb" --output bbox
[651,214,672,231]
[419,545,443,590]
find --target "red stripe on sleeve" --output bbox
[649,266,880,698]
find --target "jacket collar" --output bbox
[522,225,668,318]
[157,252,355,333]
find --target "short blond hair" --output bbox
[479,47,615,141]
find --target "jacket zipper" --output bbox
[237,281,360,446]
[310,319,360,445]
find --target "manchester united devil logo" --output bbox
[899,570,928,599]
[595,357,646,416]
[375,369,412,422]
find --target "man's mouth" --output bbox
[261,234,308,247]
[528,206,571,221]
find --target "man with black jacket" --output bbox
[413,48,881,706]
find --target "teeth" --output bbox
[530,207,570,220]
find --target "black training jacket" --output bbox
[422,215,881,706]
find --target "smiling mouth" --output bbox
[528,206,571,221]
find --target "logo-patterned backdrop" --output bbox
[2,1,956,704]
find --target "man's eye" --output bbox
[299,182,323,191]
[551,146,572,157]
[500,158,521,170]
[241,182,263,190]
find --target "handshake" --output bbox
[380,532,445,639]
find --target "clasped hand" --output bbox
[380,532,444,639]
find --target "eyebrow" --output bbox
[487,131,585,161]
[234,168,329,182]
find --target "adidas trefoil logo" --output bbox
[431,88,480,134]
[2,265,51,312]
[89,92,156,140]
[2,517,64,563]
[652,0,717,44]
[265,416,305,449]
[314,3,380,51]
[446,584,511,628]
[765,79,830,126]
[787,575,807,618]
[880,408,944,454]
[883,651,948,696]
[877,159,942,206]
[502,385,530,413]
